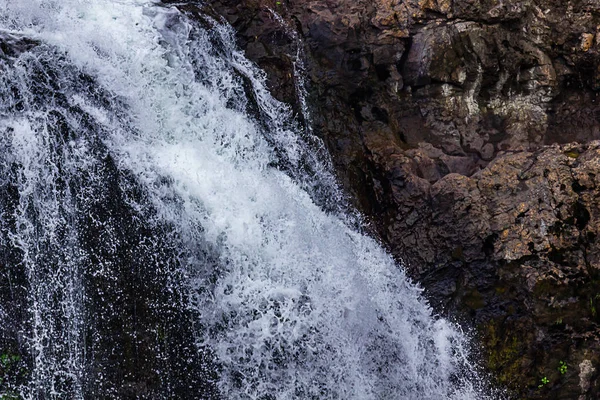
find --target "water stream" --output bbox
[0,1,491,399]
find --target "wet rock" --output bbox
[579,360,597,397]
[0,32,39,59]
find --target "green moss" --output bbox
[463,289,485,310]
[481,321,523,389]
[564,150,580,159]
[533,279,553,297]
[0,349,25,398]
[495,286,507,295]
[591,295,599,320]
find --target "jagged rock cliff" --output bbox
[185,0,600,398]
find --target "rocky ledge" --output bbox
[176,0,600,398]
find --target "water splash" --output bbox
[0,1,493,399]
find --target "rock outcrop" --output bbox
[180,0,600,398]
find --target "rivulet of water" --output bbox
[0,1,493,399]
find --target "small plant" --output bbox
[538,376,549,388]
[0,354,19,368]
[0,350,25,398]
[559,361,567,375]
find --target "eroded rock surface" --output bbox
[180,0,600,398]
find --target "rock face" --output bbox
[185,0,600,398]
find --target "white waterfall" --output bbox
[0,1,493,399]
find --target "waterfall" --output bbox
[0,1,493,399]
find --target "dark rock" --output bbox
[0,32,39,59]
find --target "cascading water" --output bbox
[0,1,495,399]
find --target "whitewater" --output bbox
[0,1,493,398]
